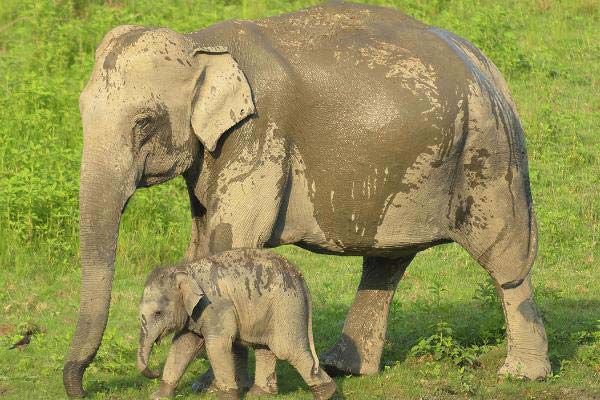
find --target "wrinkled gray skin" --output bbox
[64,2,550,397]
[138,249,336,400]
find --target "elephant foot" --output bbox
[191,370,217,393]
[247,384,278,397]
[216,388,240,400]
[498,354,552,380]
[191,370,251,394]
[150,381,175,399]
[320,335,378,376]
[310,380,338,400]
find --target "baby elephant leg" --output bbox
[232,342,251,391]
[288,351,337,400]
[191,345,249,393]
[152,331,204,399]
[205,337,240,400]
[249,348,278,396]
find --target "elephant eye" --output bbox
[133,115,156,148]
[154,311,162,318]
[135,116,152,131]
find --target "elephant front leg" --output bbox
[190,342,250,394]
[152,331,204,399]
[321,255,414,376]
[205,338,240,400]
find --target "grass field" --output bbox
[0,0,598,399]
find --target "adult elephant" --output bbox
[64,1,550,397]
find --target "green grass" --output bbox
[0,0,598,399]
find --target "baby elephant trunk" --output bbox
[138,326,160,379]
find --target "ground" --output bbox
[0,0,598,399]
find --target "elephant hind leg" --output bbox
[494,275,552,380]
[453,210,551,379]
[285,350,336,400]
[249,348,278,396]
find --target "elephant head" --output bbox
[137,268,205,379]
[64,25,254,397]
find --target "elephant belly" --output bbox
[271,142,456,257]
[266,18,472,256]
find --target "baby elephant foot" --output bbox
[216,388,240,400]
[191,370,250,394]
[310,380,337,400]
[191,370,217,393]
[150,381,176,399]
[247,384,278,397]
[498,355,552,380]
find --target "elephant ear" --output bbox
[175,271,205,317]
[190,47,255,152]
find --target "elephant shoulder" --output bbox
[190,21,296,100]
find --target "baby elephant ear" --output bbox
[175,271,205,316]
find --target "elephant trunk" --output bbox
[63,152,134,397]
[138,326,160,379]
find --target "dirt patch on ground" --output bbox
[0,323,16,336]
[0,384,12,396]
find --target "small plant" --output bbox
[427,280,447,307]
[89,328,136,375]
[409,322,486,368]
[473,277,500,310]
[458,367,479,396]
[575,320,600,370]
[418,360,442,379]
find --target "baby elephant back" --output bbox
[199,248,307,300]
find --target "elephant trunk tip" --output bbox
[138,338,160,379]
[63,361,87,398]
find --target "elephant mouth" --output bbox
[138,153,179,188]
[155,327,169,345]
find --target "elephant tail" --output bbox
[301,278,320,376]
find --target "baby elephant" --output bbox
[138,249,337,400]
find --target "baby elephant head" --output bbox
[137,267,205,379]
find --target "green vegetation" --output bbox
[1,0,598,398]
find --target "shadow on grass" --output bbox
[85,297,598,398]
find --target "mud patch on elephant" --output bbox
[517,298,544,324]
[103,28,150,71]
[254,264,263,296]
[281,270,297,292]
[264,6,367,50]
[209,223,233,254]
[262,266,275,292]
[454,195,474,229]
[145,266,172,288]
[332,40,442,112]
[157,295,172,310]
[244,277,252,300]
[400,145,441,191]
[464,148,490,188]
[208,262,224,297]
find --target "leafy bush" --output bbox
[409,322,488,367]
[574,321,600,370]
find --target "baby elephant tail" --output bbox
[301,279,320,376]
